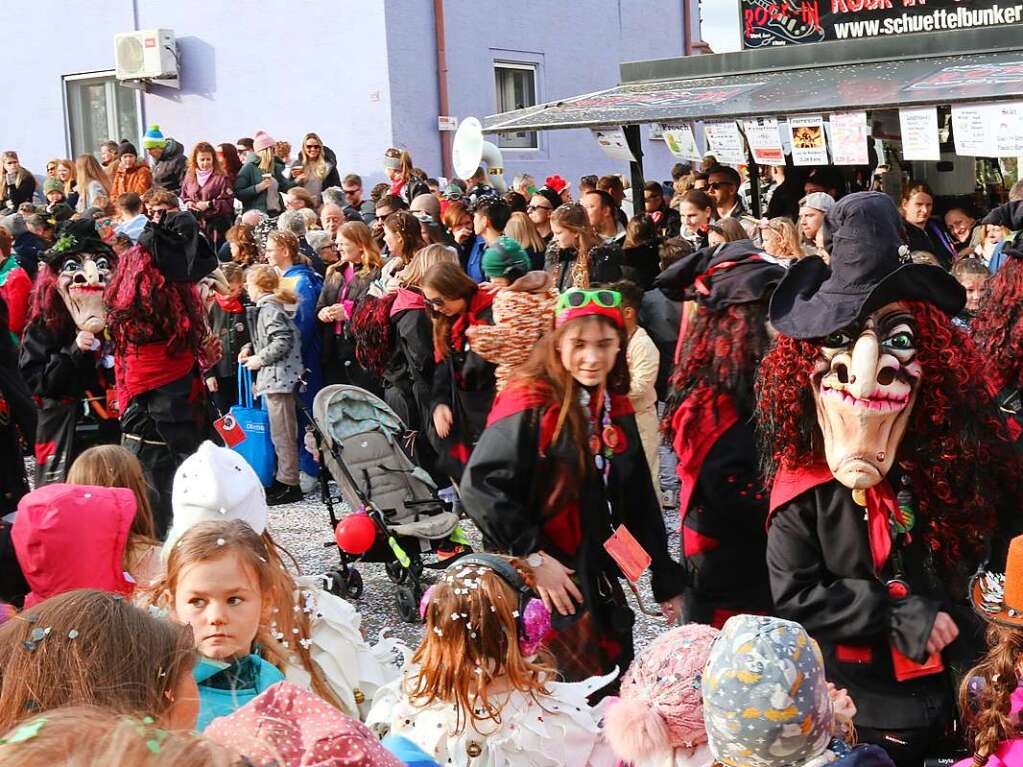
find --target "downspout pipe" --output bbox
[433,0,453,180]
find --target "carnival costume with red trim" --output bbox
[760,192,1022,754]
[106,210,217,537]
[19,220,120,487]
[655,241,784,628]
[460,301,685,693]
[428,286,497,480]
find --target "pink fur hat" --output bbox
[604,623,719,763]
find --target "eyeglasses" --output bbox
[526,204,552,212]
[304,144,321,150]
[707,181,735,191]
[556,288,622,313]
[425,295,448,309]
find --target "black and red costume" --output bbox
[460,380,684,687]
[19,220,119,485]
[429,287,496,481]
[759,192,1023,765]
[105,211,217,536]
[655,241,784,627]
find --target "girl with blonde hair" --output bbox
[504,211,545,268]
[73,154,111,213]
[759,216,804,263]
[0,152,36,214]
[383,147,429,206]
[548,203,617,290]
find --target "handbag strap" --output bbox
[237,363,253,409]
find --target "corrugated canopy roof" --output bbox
[483,28,1023,133]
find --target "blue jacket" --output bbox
[281,263,324,392]
[194,654,285,731]
[466,236,487,283]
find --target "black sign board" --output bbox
[739,0,1023,49]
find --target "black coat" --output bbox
[767,477,991,730]
[207,297,251,381]
[316,265,381,391]
[638,290,681,401]
[618,243,661,290]
[546,243,622,291]
[461,392,685,682]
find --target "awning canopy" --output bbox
[483,26,1023,133]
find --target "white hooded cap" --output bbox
[163,441,268,556]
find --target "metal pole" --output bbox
[433,0,454,180]
[623,124,645,205]
[748,148,761,219]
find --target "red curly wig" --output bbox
[25,265,75,340]
[663,300,771,440]
[971,255,1023,393]
[756,300,1020,570]
[104,244,207,356]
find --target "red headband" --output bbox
[555,304,625,329]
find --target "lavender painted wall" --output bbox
[3,0,694,188]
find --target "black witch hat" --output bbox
[41,218,114,268]
[769,191,964,340]
[137,210,217,284]
[654,240,785,310]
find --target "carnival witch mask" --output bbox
[769,192,965,490]
[811,302,921,489]
[43,220,118,335]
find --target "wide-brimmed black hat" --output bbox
[41,218,114,268]
[769,191,964,340]
[137,210,217,284]
[654,240,785,310]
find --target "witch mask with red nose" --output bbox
[811,301,921,490]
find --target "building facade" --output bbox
[3,0,701,188]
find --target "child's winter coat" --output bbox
[194,653,285,731]
[246,294,303,397]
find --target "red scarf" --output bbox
[214,293,245,313]
[443,288,495,362]
[116,342,195,410]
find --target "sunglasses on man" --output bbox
[707,181,735,191]
[526,204,552,212]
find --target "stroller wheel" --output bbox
[396,583,423,623]
[385,560,408,584]
[344,569,364,599]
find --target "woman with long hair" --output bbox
[316,221,383,389]
[215,142,243,181]
[678,189,714,251]
[383,147,429,206]
[55,159,78,208]
[379,209,426,293]
[618,214,661,290]
[225,224,259,267]
[0,152,36,214]
[74,155,111,213]
[290,132,340,202]
[546,203,618,291]
[234,131,292,215]
[422,261,497,480]
[504,211,546,270]
[460,288,684,690]
[180,141,235,248]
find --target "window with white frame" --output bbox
[64,73,141,159]
[494,63,538,149]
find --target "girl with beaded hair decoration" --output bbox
[367,555,614,766]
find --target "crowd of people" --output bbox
[0,123,1021,767]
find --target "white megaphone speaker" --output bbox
[452,117,507,193]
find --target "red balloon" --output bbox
[335,513,376,555]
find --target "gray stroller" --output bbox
[304,384,472,622]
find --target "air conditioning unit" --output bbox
[114,29,178,82]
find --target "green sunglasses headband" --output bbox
[555,289,622,313]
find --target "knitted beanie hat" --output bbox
[253,130,276,153]
[605,623,719,764]
[118,140,139,157]
[142,124,166,150]
[43,177,64,196]
[703,615,834,767]
[482,235,530,278]
[163,441,268,557]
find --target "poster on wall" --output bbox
[704,121,747,165]
[991,102,1023,156]
[663,123,704,162]
[829,111,869,166]
[787,115,829,166]
[739,0,1022,49]
[952,104,999,157]
[591,128,636,163]
[742,118,785,164]
[898,107,941,161]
